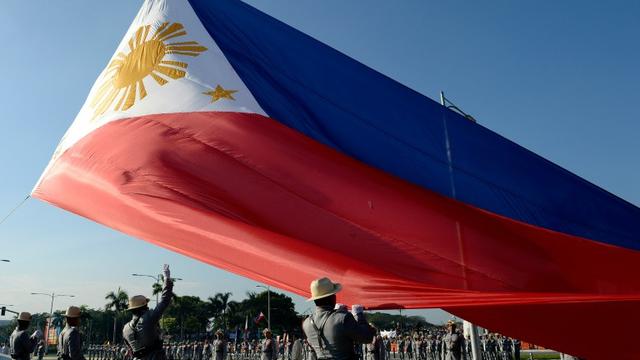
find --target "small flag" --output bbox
[254,312,266,325]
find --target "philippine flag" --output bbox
[33,1,640,359]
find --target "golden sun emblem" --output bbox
[90,22,207,117]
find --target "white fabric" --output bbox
[35,0,265,191]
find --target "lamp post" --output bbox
[132,273,182,305]
[255,285,271,330]
[31,292,75,349]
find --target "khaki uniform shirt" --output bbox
[260,339,275,360]
[212,340,226,360]
[123,280,173,360]
[9,329,37,360]
[302,306,375,360]
[443,333,462,360]
[58,326,86,360]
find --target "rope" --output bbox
[0,195,30,226]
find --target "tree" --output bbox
[152,282,163,299]
[207,292,239,331]
[235,291,300,335]
[165,295,209,338]
[105,287,129,344]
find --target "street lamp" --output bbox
[131,273,182,306]
[31,292,75,349]
[255,285,271,330]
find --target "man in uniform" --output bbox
[58,306,86,360]
[212,330,227,360]
[302,277,375,360]
[441,322,462,360]
[123,265,174,360]
[261,329,276,360]
[9,312,41,360]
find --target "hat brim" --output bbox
[127,298,150,310]
[65,314,81,318]
[306,283,342,301]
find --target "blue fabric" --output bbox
[188,0,640,250]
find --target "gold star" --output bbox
[203,85,238,103]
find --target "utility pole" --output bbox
[31,292,75,350]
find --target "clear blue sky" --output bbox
[0,1,638,325]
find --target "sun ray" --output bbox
[155,23,184,41]
[151,73,168,86]
[95,87,120,117]
[154,66,186,79]
[114,86,128,111]
[90,81,115,108]
[160,60,188,69]
[122,82,138,110]
[152,22,170,39]
[160,31,188,42]
[167,41,199,46]
[165,50,205,57]
[165,45,208,53]
[90,22,207,118]
[138,80,147,99]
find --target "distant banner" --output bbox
[45,323,59,346]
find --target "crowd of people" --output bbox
[6,265,576,360]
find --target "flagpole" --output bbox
[440,91,482,360]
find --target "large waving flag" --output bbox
[33,0,640,358]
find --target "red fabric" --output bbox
[34,112,640,359]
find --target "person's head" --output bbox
[127,295,150,316]
[17,312,32,330]
[446,321,456,333]
[307,277,341,308]
[215,330,224,340]
[263,329,272,339]
[65,306,81,327]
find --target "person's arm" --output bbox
[342,313,375,344]
[150,269,174,323]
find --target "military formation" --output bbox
[6,268,540,360]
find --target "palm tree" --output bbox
[208,292,237,331]
[152,282,163,304]
[105,287,129,344]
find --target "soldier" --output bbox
[441,323,462,360]
[512,339,520,360]
[261,329,276,360]
[212,330,227,360]
[58,306,87,360]
[123,264,174,360]
[9,312,42,360]
[302,277,375,360]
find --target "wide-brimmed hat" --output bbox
[18,312,32,321]
[307,277,342,301]
[65,306,81,318]
[127,295,150,310]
